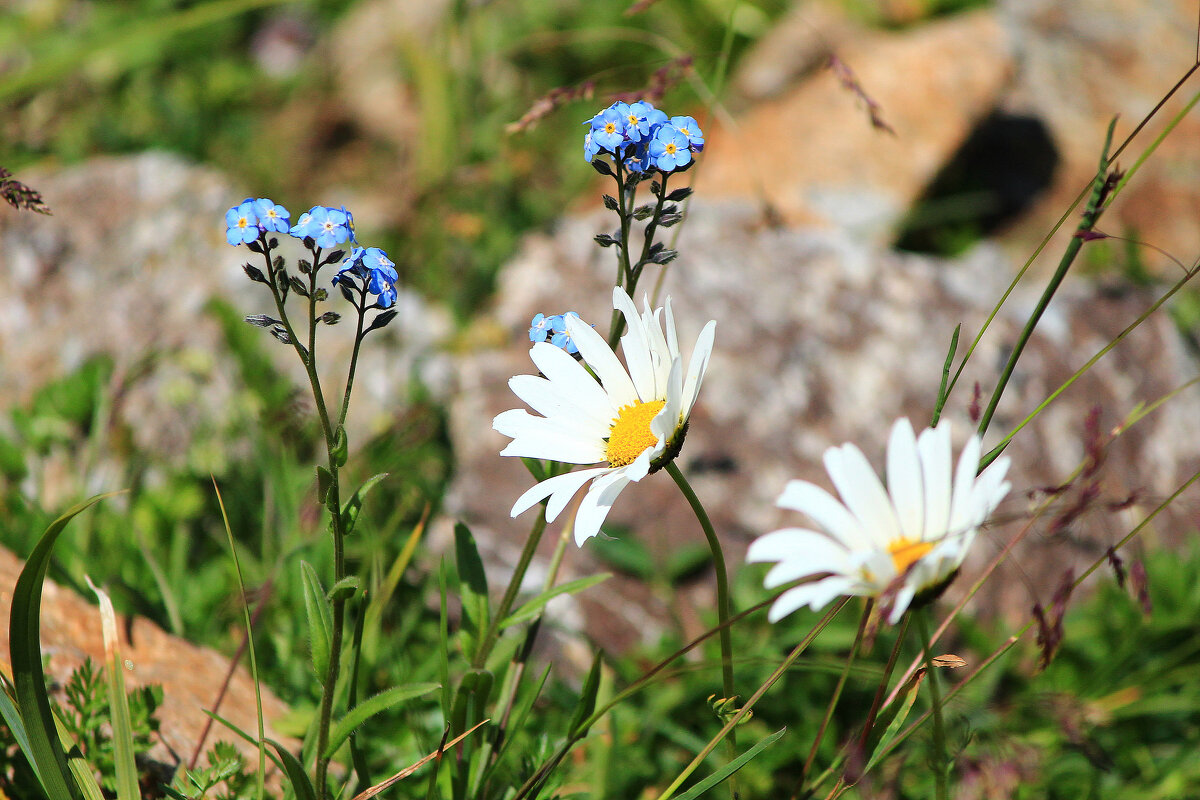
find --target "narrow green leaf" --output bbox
[437,562,452,720]
[327,575,361,603]
[316,465,333,504]
[454,522,490,652]
[10,493,118,800]
[340,472,389,535]
[567,653,603,738]
[85,578,138,800]
[0,675,46,789]
[266,738,317,800]
[864,669,925,774]
[673,728,787,800]
[324,683,440,759]
[300,561,333,679]
[499,575,611,630]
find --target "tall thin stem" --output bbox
[665,462,734,703]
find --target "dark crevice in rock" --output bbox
[894,109,1059,255]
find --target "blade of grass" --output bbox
[83,576,138,800]
[212,478,267,800]
[9,492,120,800]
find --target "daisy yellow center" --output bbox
[888,537,934,576]
[606,399,666,467]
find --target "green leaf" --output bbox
[454,522,490,652]
[0,675,45,789]
[863,669,925,774]
[567,653,603,738]
[316,465,333,504]
[332,425,349,468]
[10,493,117,800]
[266,738,317,800]
[340,472,389,535]
[449,670,493,740]
[673,728,787,800]
[300,561,333,680]
[327,575,361,603]
[499,574,611,630]
[324,683,440,759]
[85,578,138,800]
[437,562,452,720]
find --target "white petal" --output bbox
[746,527,846,565]
[767,576,856,622]
[948,432,982,537]
[887,418,925,542]
[567,312,639,409]
[917,424,953,542]
[825,443,902,546]
[507,374,612,440]
[662,296,681,361]
[651,358,684,447]
[887,585,917,624]
[758,533,851,588]
[643,299,672,391]
[574,469,633,545]
[494,410,608,462]
[529,339,617,418]
[614,288,656,401]
[777,480,871,550]
[681,320,716,418]
[527,344,619,420]
[510,467,611,519]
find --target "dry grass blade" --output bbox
[349,720,489,800]
[930,654,967,669]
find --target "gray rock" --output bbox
[0,152,452,503]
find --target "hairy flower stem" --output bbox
[917,610,950,800]
[665,463,735,725]
[608,162,635,348]
[338,290,369,430]
[260,241,347,800]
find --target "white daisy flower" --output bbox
[494,287,716,546]
[747,418,1011,624]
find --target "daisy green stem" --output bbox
[916,610,950,800]
[664,462,735,716]
[801,600,872,787]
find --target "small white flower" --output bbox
[748,418,1011,624]
[494,287,716,545]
